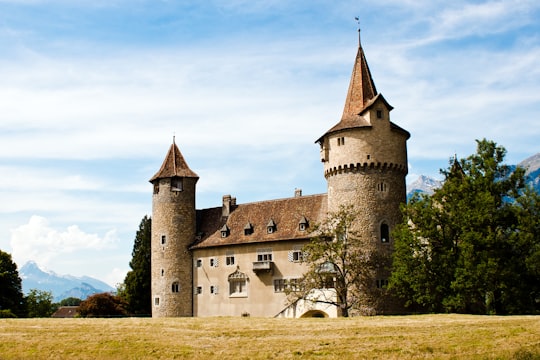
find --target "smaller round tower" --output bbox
[149,139,198,317]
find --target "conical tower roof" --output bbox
[316,42,393,143]
[341,44,378,121]
[149,139,198,182]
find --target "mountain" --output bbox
[407,175,442,199]
[518,153,540,193]
[406,152,540,199]
[19,261,115,302]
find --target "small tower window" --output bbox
[161,269,164,276]
[337,136,345,146]
[367,154,371,160]
[153,182,159,194]
[221,224,229,238]
[267,219,276,234]
[377,182,387,192]
[161,235,167,245]
[154,297,160,306]
[171,177,183,192]
[376,110,383,119]
[381,223,390,243]
[171,282,179,293]
[244,222,253,236]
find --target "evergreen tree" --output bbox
[390,139,539,314]
[0,250,25,317]
[121,215,151,315]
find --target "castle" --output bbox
[149,38,410,318]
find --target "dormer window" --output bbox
[298,216,308,231]
[244,222,253,236]
[171,177,183,192]
[267,219,276,234]
[221,224,229,238]
[376,110,383,119]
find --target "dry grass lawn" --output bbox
[0,314,538,359]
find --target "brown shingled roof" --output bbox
[149,140,198,182]
[191,193,328,249]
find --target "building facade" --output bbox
[150,41,410,318]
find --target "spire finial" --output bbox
[173,132,176,145]
[355,16,361,47]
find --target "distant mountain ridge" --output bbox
[20,261,115,302]
[407,152,540,198]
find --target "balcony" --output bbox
[252,261,273,274]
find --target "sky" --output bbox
[1,0,539,288]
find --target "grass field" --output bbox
[0,314,538,359]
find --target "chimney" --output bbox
[294,188,302,197]
[222,195,232,218]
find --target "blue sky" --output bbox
[1,0,539,287]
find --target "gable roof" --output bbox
[149,140,198,182]
[191,193,328,249]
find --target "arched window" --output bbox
[380,223,389,243]
[171,282,179,293]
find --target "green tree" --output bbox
[77,293,128,317]
[120,215,151,315]
[0,250,25,317]
[26,289,56,317]
[288,205,388,317]
[390,139,539,314]
[58,297,82,306]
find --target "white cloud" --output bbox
[10,215,118,269]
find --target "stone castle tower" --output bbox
[149,139,198,317]
[316,41,409,258]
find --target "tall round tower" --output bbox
[149,139,198,317]
[316,41,410,254]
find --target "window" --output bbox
[228,269,248,297]
[337,136,345,146]
[376,110,383,119]
[171,282,179,293]
[196,259,202,268]
[244,222,253,236]
[381,223,389,243]
[226,252,235,266]
[210,257,219,268]
[274,279,286,292]
[367,154,371,160]
[171,177,183,191]
[298,216,308,231]
[161,269,164,276]
[292,250,303,262]
[288,278,302,292]
[221,224,229,238]
[376,279,389,289]
[377,182,387,192]
[210,285,219,295]
[161,235,166,245]
[195,286,202,295]
[267,219,276,234]
[257,248,273,262]
[153,183,159,194]
[154,297,160,306]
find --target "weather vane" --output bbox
[355,16,361,46]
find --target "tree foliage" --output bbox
[288,205,388,317]
[77,293,128,317]
[390,139,540,314]
[58,297,82,306]
[120,215,151,315]
[0,249,25,317]
[26,289,56,318]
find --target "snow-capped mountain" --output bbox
[407,175,442,199]
[19,261,115,302]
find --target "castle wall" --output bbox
[192,241,313,317]
[151,177,197,317]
